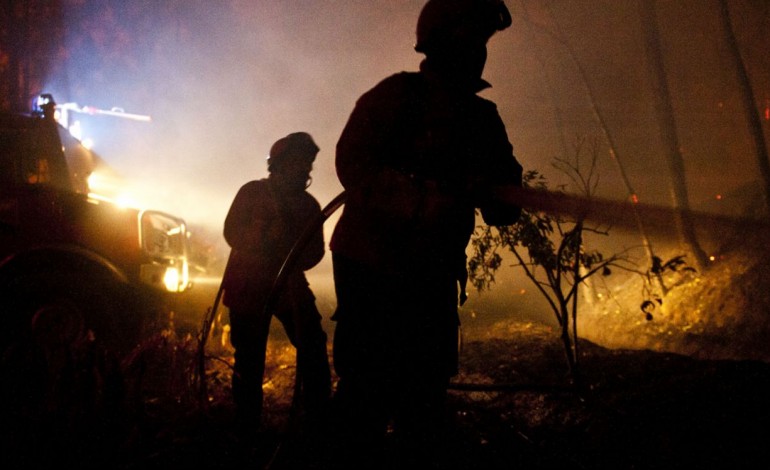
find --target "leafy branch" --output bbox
[639,254,697,320]
[469,138,633,382]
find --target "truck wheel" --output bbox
[0,268,135,462]
[30,299,87,350]
[1,264,142,351]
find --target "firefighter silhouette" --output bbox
[328,0,523,464]
[222,132,331,434]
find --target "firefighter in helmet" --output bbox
[223,132,331,436]
[329,0,523,463]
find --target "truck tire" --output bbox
[0,263,137,463]
[1,265,142,350]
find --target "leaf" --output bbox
[662,254,686,269]
[602,266,611,276]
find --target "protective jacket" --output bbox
[330,67,523,280]
[223,178,324,312]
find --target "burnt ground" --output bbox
[3,318,770,470]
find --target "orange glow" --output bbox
[87,171,146,210]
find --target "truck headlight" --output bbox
[162,261,190,293]
[163,266,180,292]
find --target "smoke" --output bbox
[46,1,425,229]
[40,0,770,324]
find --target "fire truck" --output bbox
[0,94,193,357]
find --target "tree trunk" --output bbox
[718,0,770,219]
[639,0,709,270]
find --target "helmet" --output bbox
[414,0,512,54]
[266,132,319,173]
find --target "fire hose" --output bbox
[491,185,769,237]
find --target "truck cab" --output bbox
[0,95,192,355]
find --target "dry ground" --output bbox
[6,317,767,470]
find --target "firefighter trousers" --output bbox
[229,284,331,431]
